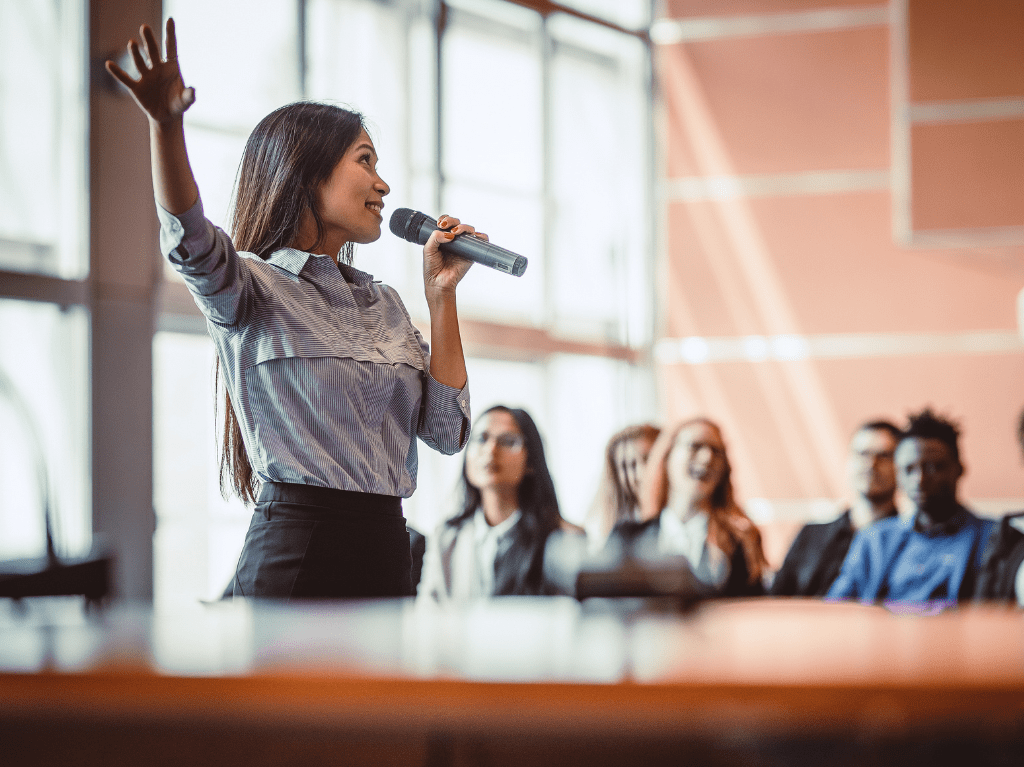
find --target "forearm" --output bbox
[425,288,467,389]
[150,117,199,215]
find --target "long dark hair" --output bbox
[640,418,767,585]
[605,424,660,522]
[217,102,366,503]
[448,406,562,535]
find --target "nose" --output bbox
[375,175,390,196]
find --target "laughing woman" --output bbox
[612,418,767,597]
[107,20,485,598]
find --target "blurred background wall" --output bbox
[654,0,1024,563]
[0,0,1021,603]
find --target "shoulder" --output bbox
[864,514,906,536]
[793,513,851,544]
[609,517,660,546]
[848,515,908,553]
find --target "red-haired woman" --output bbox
[612,418,767,597]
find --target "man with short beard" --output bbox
[770,421,899,597]
[828,409,994,602]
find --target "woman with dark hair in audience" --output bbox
[610,418,767,597]
[419,405,575,599]
[585,424,661,548]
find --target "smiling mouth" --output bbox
[366,202,383,217]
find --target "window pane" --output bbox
[549,14,652,345]
[545,355,620,524]
[0,299,89,560]
[166,0,301,132]
[0,0,87,278]
[442,9,543,193]
[442,183,545,323]
[153,332,249,606]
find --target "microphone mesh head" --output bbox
[388,208,415,241]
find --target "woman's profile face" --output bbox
[316,128,390,245]
[614,434,656,499]
[666,421,727,506]
[465,410,528,493]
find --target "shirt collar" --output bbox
[473,507,522,543]
[912,505,971,537]
[265,248,375,285]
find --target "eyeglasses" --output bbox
[469,430,525,452]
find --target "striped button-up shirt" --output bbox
[158,197,470,498]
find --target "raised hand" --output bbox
[106,18,195,124]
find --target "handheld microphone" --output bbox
[389,208,528,277]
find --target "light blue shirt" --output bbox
[827,507,992,602]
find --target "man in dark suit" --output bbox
[770,420,900,596]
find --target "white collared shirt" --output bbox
[450,508,522,599]
[658,509,730,589]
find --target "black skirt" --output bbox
[233,482,413,599]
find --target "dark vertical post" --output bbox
[89,0,162,599]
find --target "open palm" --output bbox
[106,18,194,124]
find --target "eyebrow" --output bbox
[353,142,377,158]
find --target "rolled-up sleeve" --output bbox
[157,197,249,326]
[417,371,471,455]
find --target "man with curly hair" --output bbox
[828,408,994,602]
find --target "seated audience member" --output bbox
[418,405,572,600]
[828,409,994,602]
[584,424,661,548]
[608,418,767,597]
[975,407,1024,604]
[770,420,899,596]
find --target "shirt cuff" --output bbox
[157,196,216,263]
[424,371,471,421]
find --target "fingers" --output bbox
[165,17,178,60]
[141,23,162,67]
[436,214,487,241]
[128,39,149,75]
[426,228,455,247]
[105,60,136,89]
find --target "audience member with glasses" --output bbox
[418,406,580,600]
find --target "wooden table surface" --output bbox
[3,596,1023,740]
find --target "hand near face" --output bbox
[422,215,487,294]
[106,18,195,125]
